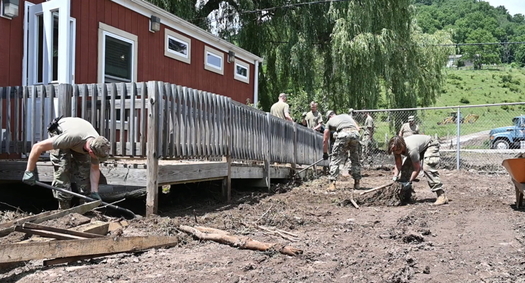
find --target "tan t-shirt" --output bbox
[305,111,323,129]
[399,122,419,137]
[403,135,432,163]
[52,117,101,164]
[270,101,290,120]
[325,114,358,132]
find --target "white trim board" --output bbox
[111,0,264,64]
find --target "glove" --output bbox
[323,152,329,160]
[392,175,399,182]
[22,171,36,186]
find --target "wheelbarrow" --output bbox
[502,158,525,208]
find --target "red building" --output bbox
[0,0,263,104]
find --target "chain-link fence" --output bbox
[353,102,525,173]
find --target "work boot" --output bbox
[327,182,337,191]
[354,179,360,190]
[58,200,71,210]
[433,190,449,205]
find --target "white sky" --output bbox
[484,0,525,16]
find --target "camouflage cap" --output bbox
[90,136,110,161]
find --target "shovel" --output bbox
[35,181,137,219]
[293,154,332,178]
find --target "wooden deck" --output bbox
[0,159,293,187]
[0,82,326,216]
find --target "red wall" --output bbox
[0,0,255,103]
[73,0,255,103]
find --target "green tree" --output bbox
[463,29,501,69]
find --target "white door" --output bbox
[25,0,74,85]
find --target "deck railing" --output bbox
[0,82,324,166]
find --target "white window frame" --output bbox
[97,22,138,83]
[204,46,224,75]
[234,60,249,84]
[164,29,191,64]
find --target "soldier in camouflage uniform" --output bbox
[387,135,448,205]
[323,111,361,191]
[361,111,375,166]
[22,117,110,209]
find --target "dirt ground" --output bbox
[1,166,525,283]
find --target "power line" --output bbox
[239,0,351,14]
[193,0,351,23]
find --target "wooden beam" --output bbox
[15,223,103,240]
[0,201,101,237]
[0,236,179,264]
[146,81,160,216]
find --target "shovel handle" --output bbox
[35,181,136,219]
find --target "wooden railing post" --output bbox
[264,112,271,190]
[292,122,297,173]
[222,99,232,202]
[146,81,160,217]
[57,84,72,117]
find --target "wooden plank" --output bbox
[13,87,20,149]
[157,162,228,184]
[0,236,179,264]
[140,82,147,157]
[110,83,117,156]
[21,86,28,152]
[119,82,126,156]
[58,84,72,117]
[14,225,101,240]
[71,221,109,235]
[21,222,103,238]
[0,201,101,237]
[130,83,137,156]
[146,81,160,216]
[100,83,108,138]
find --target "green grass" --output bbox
[371,66,525,147]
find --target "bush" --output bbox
[459,97,470,104]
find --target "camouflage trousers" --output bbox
[50,145,91,201]
[329,129,361,182]
[361,132,374,165]
[422,139,443,192]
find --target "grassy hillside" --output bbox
[372,67,525,148]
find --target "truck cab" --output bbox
[489,115,525,149]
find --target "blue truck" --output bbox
[489,115,525,149]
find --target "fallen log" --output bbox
[178,225,303,256]
[0,236,179,264]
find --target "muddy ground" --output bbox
[1,166,525,283]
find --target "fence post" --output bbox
[264,113,271,190]
[146,81,160,217]
[57,84,72,117]
[456,107,461,170]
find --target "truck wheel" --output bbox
[493,139,510,149]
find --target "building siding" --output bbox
[0,0,256,103]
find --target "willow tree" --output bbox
[147,0,452,116]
